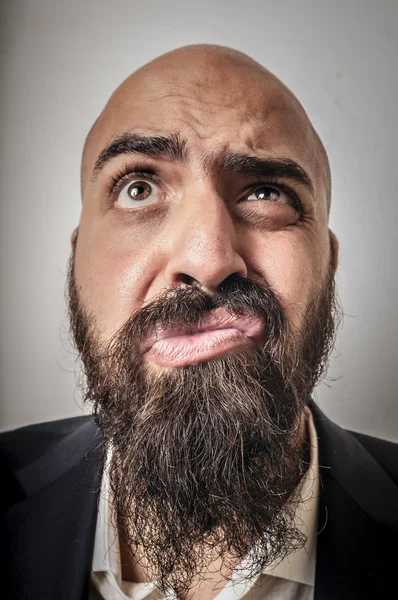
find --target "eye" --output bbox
[246,186,289,205]
[116,179,161,209]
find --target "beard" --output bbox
[67,248,340,596]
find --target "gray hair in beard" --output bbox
[67,249,340,596]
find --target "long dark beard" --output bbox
[67,251,340,596]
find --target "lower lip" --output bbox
[144,328,256,367]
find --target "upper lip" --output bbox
[141,308,265,353]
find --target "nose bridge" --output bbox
[163,188,247,291]
[178,191,232,254]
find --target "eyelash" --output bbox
[104,164,303,215]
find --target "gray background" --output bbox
[1,0,397,440]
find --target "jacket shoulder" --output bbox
[0,415,93,471]
[0,415,99,509]
[349,429,398,484]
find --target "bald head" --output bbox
[81,44,331,215]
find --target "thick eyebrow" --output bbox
[212,151,315,196]
[92,132,188,181]
[91,132,314,197]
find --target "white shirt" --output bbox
[90,407,319,600]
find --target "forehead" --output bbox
[83,65,325,201]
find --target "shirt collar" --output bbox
[92,405,319,589]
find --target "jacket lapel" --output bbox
[4,420,103,600]
[311,403,398,599]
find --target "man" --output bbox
[1,44,397,600]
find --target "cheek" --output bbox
[73,214,159,341]
[247,231,317,333]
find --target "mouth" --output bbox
[141,308,265,367]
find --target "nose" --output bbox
[163,192,248,294]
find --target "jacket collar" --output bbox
[310,401,398,599]
[310,401,398,529]
[4,419,103,600]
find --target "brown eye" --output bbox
[116,179,161,209]
[247,186,289,204]
[127,181,152,201]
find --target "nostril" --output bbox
[178,273,198,286]
[218,273,243,293]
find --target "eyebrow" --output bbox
[213,152,314,196]
[91,132,314,196]
[92,133,188,180]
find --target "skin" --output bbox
[71,44,339,598]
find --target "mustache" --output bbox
[117,274,289,348]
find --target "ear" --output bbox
[329,229,339,274]
[70,227,79,249]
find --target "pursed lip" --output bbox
[140,307,265,354]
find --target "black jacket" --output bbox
[1,402,398,600]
